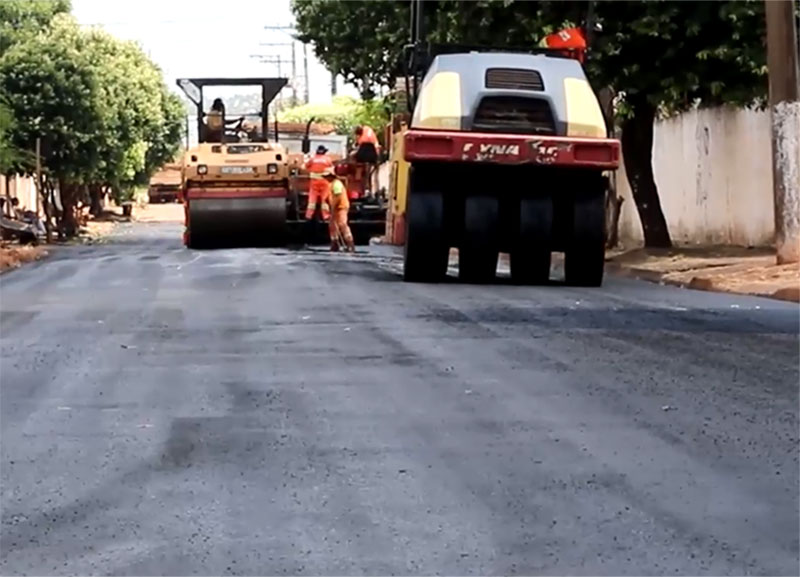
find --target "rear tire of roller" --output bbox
[403,170,448,283]
[564,190,605,287]
[510,195,553,285]
[459,195,500,284]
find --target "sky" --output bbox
[70,0,359,106]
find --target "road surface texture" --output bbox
[1,222,798,576]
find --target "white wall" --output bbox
[0,175,38,214]
[617,106,775,247]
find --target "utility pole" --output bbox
[258,42,297,106]
[291,43,298,106]
[303,43,310,104]
[36,137,51,243]
[250,52,293,109]
[765,0,800,264]
[263,25,309,104]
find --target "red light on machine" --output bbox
[408,135,454,158]
[335,164,350,176]
[573,144,615,164]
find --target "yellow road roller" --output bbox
[176,77,290,248]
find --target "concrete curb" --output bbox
[606,262,800,303]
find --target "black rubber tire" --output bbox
[186,228,205,249]
[459,195,500,283]
[510,196,553,285]
[564,190,606,287]
[403,176,448,283]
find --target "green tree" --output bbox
[293,0,410,98]
[0,15,104,181]
[145,86,185,185]
[0,8,184,234]
[292,0,770,248]
[585,0,768,247]
[278,96,391,141]
[0,100,20,175]
[81,30,184,205]
[0,0,71,54]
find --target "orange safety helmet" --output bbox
[541,26,588,63]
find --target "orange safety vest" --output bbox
[357,126,378,146]
[330,179,350,211]
[305,154,333,179]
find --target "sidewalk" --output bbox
[606,246,800,303]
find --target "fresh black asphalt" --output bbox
[1,222,798,575]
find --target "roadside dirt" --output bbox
[132,202,183,223]
[607,246,800,303]
[0,243,47,273]
[1,203,184,273]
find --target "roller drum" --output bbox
[188,197,287,247]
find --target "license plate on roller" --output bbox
[221,166,253,174]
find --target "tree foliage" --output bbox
[293,0,410,98]
[0,0,71,54]
[291,0,771,247]
[587,0,767,247]
[0,99,20,175]
[81,29,184,197]
[1,15,105,182]
[278,96,391,141]
[0,1,183,234]
[589,1,768,113]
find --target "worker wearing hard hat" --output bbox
[539,27,587,62]
[304,144,333,221]
[323,168,354,252]
[538,21,602,63]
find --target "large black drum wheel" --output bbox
[403,167,449,283]
[510,195,553,285]
[459,195,500,284]
[185,226,205,250]
[564,188,606,287]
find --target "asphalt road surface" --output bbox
[1,222,798,576]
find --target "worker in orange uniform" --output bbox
[540,26,587,62]
[351,125,381,199]
[323,168,354,252]
[540,20,602,63]
[304,145,333,221]
[353,125,380,163]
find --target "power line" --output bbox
[254,24,312,105]
[79,19,225,27]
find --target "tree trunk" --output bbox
[41,179,53,243]
[58,179,79,238]
[605,190,624,248]
[4,174,11,218]
[89,184,104,217]
[38,177,52,244]
[620,97,672,248]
